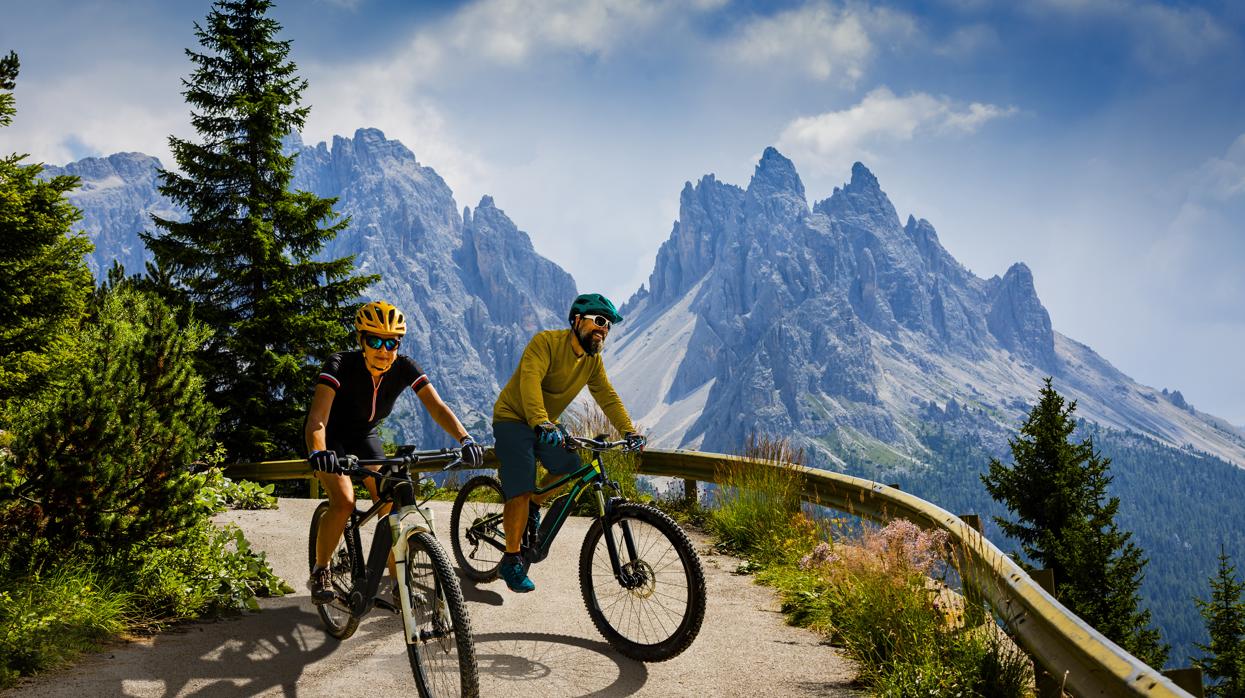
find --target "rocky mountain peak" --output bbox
[42,153,178,279]
[748,147,805,199]
[814,161,899,226]
[986,262,1057,373]
[746,147,807,222]
[849,161,880,191]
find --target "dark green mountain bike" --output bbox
[449,436,706,662]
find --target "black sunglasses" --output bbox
[363,334,401,350]
[581,314,611,329]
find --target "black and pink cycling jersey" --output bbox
[315,351,429,444]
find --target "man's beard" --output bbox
[577,326,605,355]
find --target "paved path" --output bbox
[6,498,859,697]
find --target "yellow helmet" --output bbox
[355,300,407,336]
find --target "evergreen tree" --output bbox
[1194,549,1245,697]
[141,1,374,460]
[981,377,1168,666]
[6,285,218,560]
[0,50,94,426]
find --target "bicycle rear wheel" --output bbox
[308,501,360,640]
[404,530,479,697]
[579,502,706,662]
[449,475,507,582]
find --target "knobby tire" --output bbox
[308,501,360,640]
[404,531,479,698]
[449,475,506,583]
[579,502,706,662]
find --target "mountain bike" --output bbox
[307,447,479,697]
[449,435,706,662]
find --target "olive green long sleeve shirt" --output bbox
[492,329,636,434]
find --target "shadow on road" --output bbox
[473,630,649,697]
[18,597,404,697]
[457,571,504,606]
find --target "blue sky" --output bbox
[3,0,1244,424]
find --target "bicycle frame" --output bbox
[473,440,641,580]
[336,451,458,645]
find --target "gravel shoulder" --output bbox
[5,497,860,697]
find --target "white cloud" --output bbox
[425,0,715,65]
[776,87,1017,161]
[723,1,917,84]
[0,63,189,168]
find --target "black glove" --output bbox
[534,421,566,448]
[460,435,484,468]
[624,432,647,452]
[309,449,340,474]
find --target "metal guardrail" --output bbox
[226,447,1193,698]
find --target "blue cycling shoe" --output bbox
[499,553,535,593]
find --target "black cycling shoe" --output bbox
[309,566,335,605]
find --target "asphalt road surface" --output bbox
[6,498,859,697]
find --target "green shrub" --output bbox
[118,519,294,618]
[4,286,218,561]
[0,562,131,686]
[709,433,806,561]
[759,518,1033,697]
[0,286,292,686]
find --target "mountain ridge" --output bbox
[609,151,1245,470]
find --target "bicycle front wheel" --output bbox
[308,501,360,640]
[579,502,707,662]
[404,530,479,698]
[449,475,507,582]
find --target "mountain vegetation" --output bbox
[981,379,1167,666]
[0,39,288,687]
[0,50,94,428]
[1193,550,1245,697]
[141,0,373,461]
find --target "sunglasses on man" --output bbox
[580,314,611,329]
[363,334,401,351]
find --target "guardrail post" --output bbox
[1160,668,1203,697]
[1030,569,1065,697]
[683,478,698,507]
[309,475,320,499]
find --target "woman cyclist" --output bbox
[305,300,484,602]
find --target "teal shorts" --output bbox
[492,421,582,500]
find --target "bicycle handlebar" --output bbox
[338,447,465,480]
[564,435,637,452]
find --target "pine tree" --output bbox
[0,51,94,426]
[141,1,374,460]
[1194,549,1245,697]
[7,285,218,559]
[982,377,1168,666]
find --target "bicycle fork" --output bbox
[595,487,644,588]
[388,505,448,645]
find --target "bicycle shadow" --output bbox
[456,570,505,606]
[11,596,398,698]
[473,630,649,697]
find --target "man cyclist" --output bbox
[305,300,484,603]
[492,292,646,593]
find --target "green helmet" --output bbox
[568,293,623,325]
